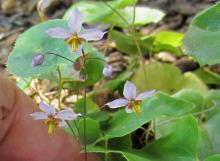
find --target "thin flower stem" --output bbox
[130,2,136,33]
[56,66,63,109]
[66,121,77,138]
[73,120,80,137]
[130,5,150,137]
[130,2,147,83]
[56,66,77,138]
[102,0,129,27]
[46,52,106,64]
[101,0,148,85]
[82,49,88,161]
[83,90,87,161]
[46,52,74,64]
[134,38,148,80]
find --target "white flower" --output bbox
[30,102,81,135]
[46,8,105,54]
[103,64,113,77]
[106,81,156,113]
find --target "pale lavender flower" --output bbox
[106,81,156,113]
[30,102,81,135]
[103,64,113,77]
[46,8,105,54]
[32,54,44,67]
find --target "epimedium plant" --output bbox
[6,0,220,161]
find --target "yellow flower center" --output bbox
[127,100,142,113]
[43,115,59,136]
[66,33,84,52]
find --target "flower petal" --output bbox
[59,120,68,128]
[106,98,128,109]
[68,44,82,54]
[75,45,82,54]
[125,106,133,113]
[136,90,156,101]
[103,64,113,77]
[80,28,105,41]
[46,27,72,39]
[32,54,44,67]
[123,81,136,100]
[68,8,84,33]
[55,109,81,120]
[39,102,56,115]
[30,112,48,120]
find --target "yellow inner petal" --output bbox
[128,100,142,114]
[43,116,59,136]
[66,33,84,52]
[133,104,141,113]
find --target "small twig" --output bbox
[0,27,25,40]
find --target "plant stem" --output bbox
[56,66,63,109]
[46,52,74,64]
[66,121,77,138]
[56,66,77,138]
[82,49,88,161]
[102,0,129,27]
[130,2,136,33]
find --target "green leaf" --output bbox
[7,20,78,80]
[205,90,220,106]
[101,92,194,139]
[75,94,100,114]
[88,115,198,161]
[106,6,165,27]
[145,115,198,161]
[198,127,213,160]
[63,0,136,24]
[103,55,137,90]
[109,30,154,55]
[78,118,102,144]
[87,146,151,161]
[173,89,204,113]
[153,31,184,55]
[173,72,208,96]
[104,70,133,90]
[194,68,220,86]
[63,48,105,90]
[156,89,203,139]
[204,155,220,161]
[131,61,182,93]
[64,1,164,28]
[183,2,220,65]
[198,90,220,159]
[202,105,220,154]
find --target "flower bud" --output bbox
[32,53,44,67]
[103,64,113,77]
